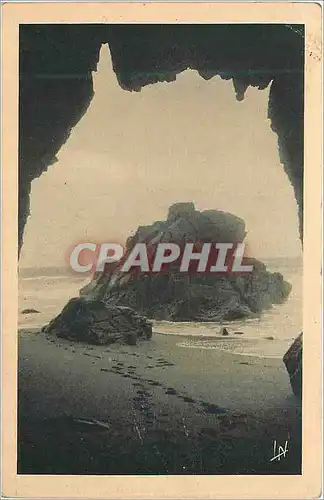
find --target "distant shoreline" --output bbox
[18,255,302,280]
[18,266,85,279]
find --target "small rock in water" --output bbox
[21,308,40,314]
[265,336,275,340]
[234,331,244,335]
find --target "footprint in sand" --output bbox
[165,388,177,395]
[133,396,144,402]
[181,396,195,403]
[200,403,227,415]
[156,361,175,368]
[148,380,162,387]
[84,352,101,359]
[137,390,150,396]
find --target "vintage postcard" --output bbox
[1,2,322,498]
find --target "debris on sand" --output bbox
[42,297,153,345]
[82,203,292,322]
[72,417,111,430]
[283,333,302,398]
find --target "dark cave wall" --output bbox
[19,25,102,251]
[19,24,304,252]
[268,74,304,240]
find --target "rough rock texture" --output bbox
[82,203,292,322]
[19,24,305,251]
[42,297,153,345]
[126,202,247,248]
[283,333,302,398]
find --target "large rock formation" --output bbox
[82,203,292,322]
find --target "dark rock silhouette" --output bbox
[83,203,292,322]
[283,333,302,398]
[42,298,153,345]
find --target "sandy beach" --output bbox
[17,260,302,474]
[18,327,301,475]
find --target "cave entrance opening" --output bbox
[19,43,302,274]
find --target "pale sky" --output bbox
[20,44,302,268]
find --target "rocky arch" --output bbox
[19,23,304,253]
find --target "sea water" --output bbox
[18,257,302,359]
